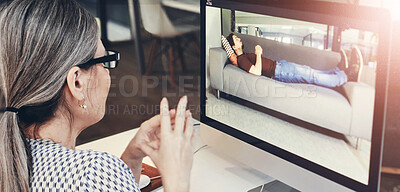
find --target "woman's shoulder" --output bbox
[28,138,131,174]
[29,138,120,162]
[28,138,140,191]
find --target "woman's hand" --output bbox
[140,96,194,192]
[255,45,263,56]
[122,109,178,160]
[121,107,190,183]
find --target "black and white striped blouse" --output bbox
[29,138,140,192]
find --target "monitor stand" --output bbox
[248,180,300,192]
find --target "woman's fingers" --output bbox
[140,142,158,160]
[147,140,160,149]
[191,128,197,152]
[184,113,194,139]
[141,109,176,129]
[169,109,176,117]
[141,114,161,129]
[174,96,187,134]
[170,110,190,131]
[160,97,172,136]
[143,97,194,192]
[185,110,190,118]
[149,97,191,138]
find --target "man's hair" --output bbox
[226,33,234,48]
[226,33,244,51]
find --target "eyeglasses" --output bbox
[77,50,120,69]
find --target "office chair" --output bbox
[131,0,199,87]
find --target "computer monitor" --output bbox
[200,0,392,191]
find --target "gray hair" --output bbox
[0,0,99,191]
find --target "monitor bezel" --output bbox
[200,0,392,191]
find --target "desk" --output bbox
[162,0,200,14]
[77,122,273,191]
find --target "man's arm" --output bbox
[248,45,262,76]
[228,54,238,67]
[237,53,255,73]
[234,45,262,76]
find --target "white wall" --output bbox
[205,7,222,88]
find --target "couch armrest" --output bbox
[342,82,375,141]
[209,47,227,91]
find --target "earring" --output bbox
[79,96,87,109]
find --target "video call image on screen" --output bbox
[205,7,379,184]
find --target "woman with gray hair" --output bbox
[0,0,194,191]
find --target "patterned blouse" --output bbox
[29,138,140,191]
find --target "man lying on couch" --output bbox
[223,33,362,88]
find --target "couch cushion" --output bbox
[222,64,352,135]
[234,33,341,71]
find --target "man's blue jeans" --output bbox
[274,60,348,87]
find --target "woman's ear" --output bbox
[66,66,89,101]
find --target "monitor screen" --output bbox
[201,0,391,191]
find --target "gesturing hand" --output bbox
[122,109,180,160]
[140,96,194,192]
[121,101,191,184]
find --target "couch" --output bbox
[209,33,375,141]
